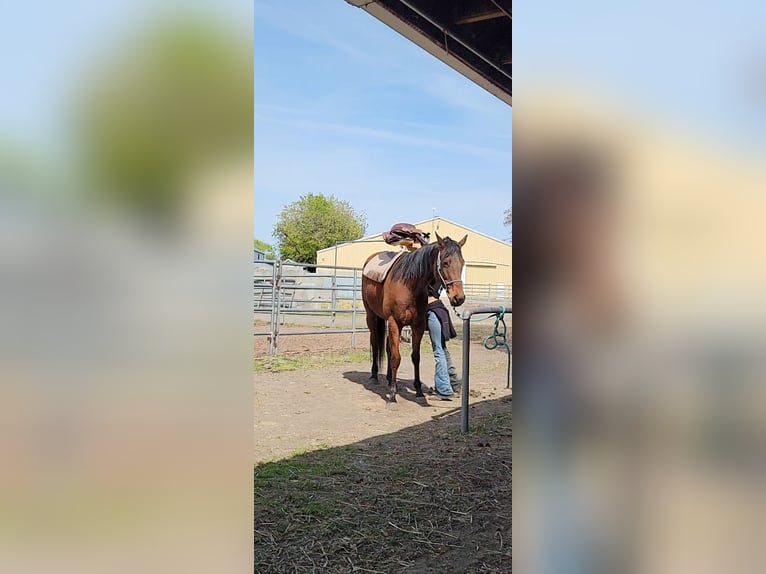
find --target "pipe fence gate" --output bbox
[254,260,366,356]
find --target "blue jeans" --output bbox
[427,310,453,396]
[444,346,458,382]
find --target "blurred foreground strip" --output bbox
[513,85,766,574]
[0,7,253,574]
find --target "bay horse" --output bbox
[362,233,467,403]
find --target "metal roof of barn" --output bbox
[346,0,512,106]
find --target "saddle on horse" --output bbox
[362,251,403,283]
[382,222,430,252]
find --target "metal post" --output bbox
[461,313,472,433]
[351,270,358,348]
[272,261,279,356]
[273,263,283,355]
[332,243,338,328]
[331,267,337,329]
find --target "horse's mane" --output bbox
[387,238,461,286]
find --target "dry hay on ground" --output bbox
[254,397,512,574]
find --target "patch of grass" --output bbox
[254,342,441,373]
[255,449,353,527]
[471,406,512,437]
[254,448,351,487]
[293,495,336,516]
[254,349,370,373]
[393,465,409,479]
[290,441,331,456]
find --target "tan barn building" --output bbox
[316,216,512,300]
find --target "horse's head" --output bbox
[435,232,467,307]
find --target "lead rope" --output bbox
[483,306,511,389]
[482,306,507,350]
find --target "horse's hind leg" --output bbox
[365,311,379,381]
[385,336,392,384]
[411,321,425,398]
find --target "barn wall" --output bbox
[316,217,512,293]
[316,237,389,268]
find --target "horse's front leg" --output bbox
[411,320,425,397]
[386,318,402,403]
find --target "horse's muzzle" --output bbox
[450,294,465,307]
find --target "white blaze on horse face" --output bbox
[442,252,466,306]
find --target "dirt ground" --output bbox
[253,325,368,356]
[254,330,513,573]
[254,339,511,462]
[254,396,512,573]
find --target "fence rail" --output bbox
[255,260,511,355]
[463,283,512,300]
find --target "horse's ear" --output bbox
[435,232,444,246]
[458,234,468,247]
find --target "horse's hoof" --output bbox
[386,400,399,410]
[369,375,378,383]
[415,391,425,398]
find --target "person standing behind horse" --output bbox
[426,281,461,400]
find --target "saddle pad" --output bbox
[362,251,404,283]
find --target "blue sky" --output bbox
[4,0,762,241]
[0,2,147,155]
[253,1,513,245]
[514,0,766,154]
[0,0,248,159]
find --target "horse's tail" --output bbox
[374,316,387,370]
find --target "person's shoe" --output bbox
[433,391,454,401]
[451,383,462,394]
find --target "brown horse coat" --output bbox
[361,235,466,402]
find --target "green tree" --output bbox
[76,15,252,220]
[504,208,512,242]
[273,194,367,263]
[253,238,276,259]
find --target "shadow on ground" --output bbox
[342,370,435,406]
[254,396,512,574]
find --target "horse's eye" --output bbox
[443,262,449,268]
